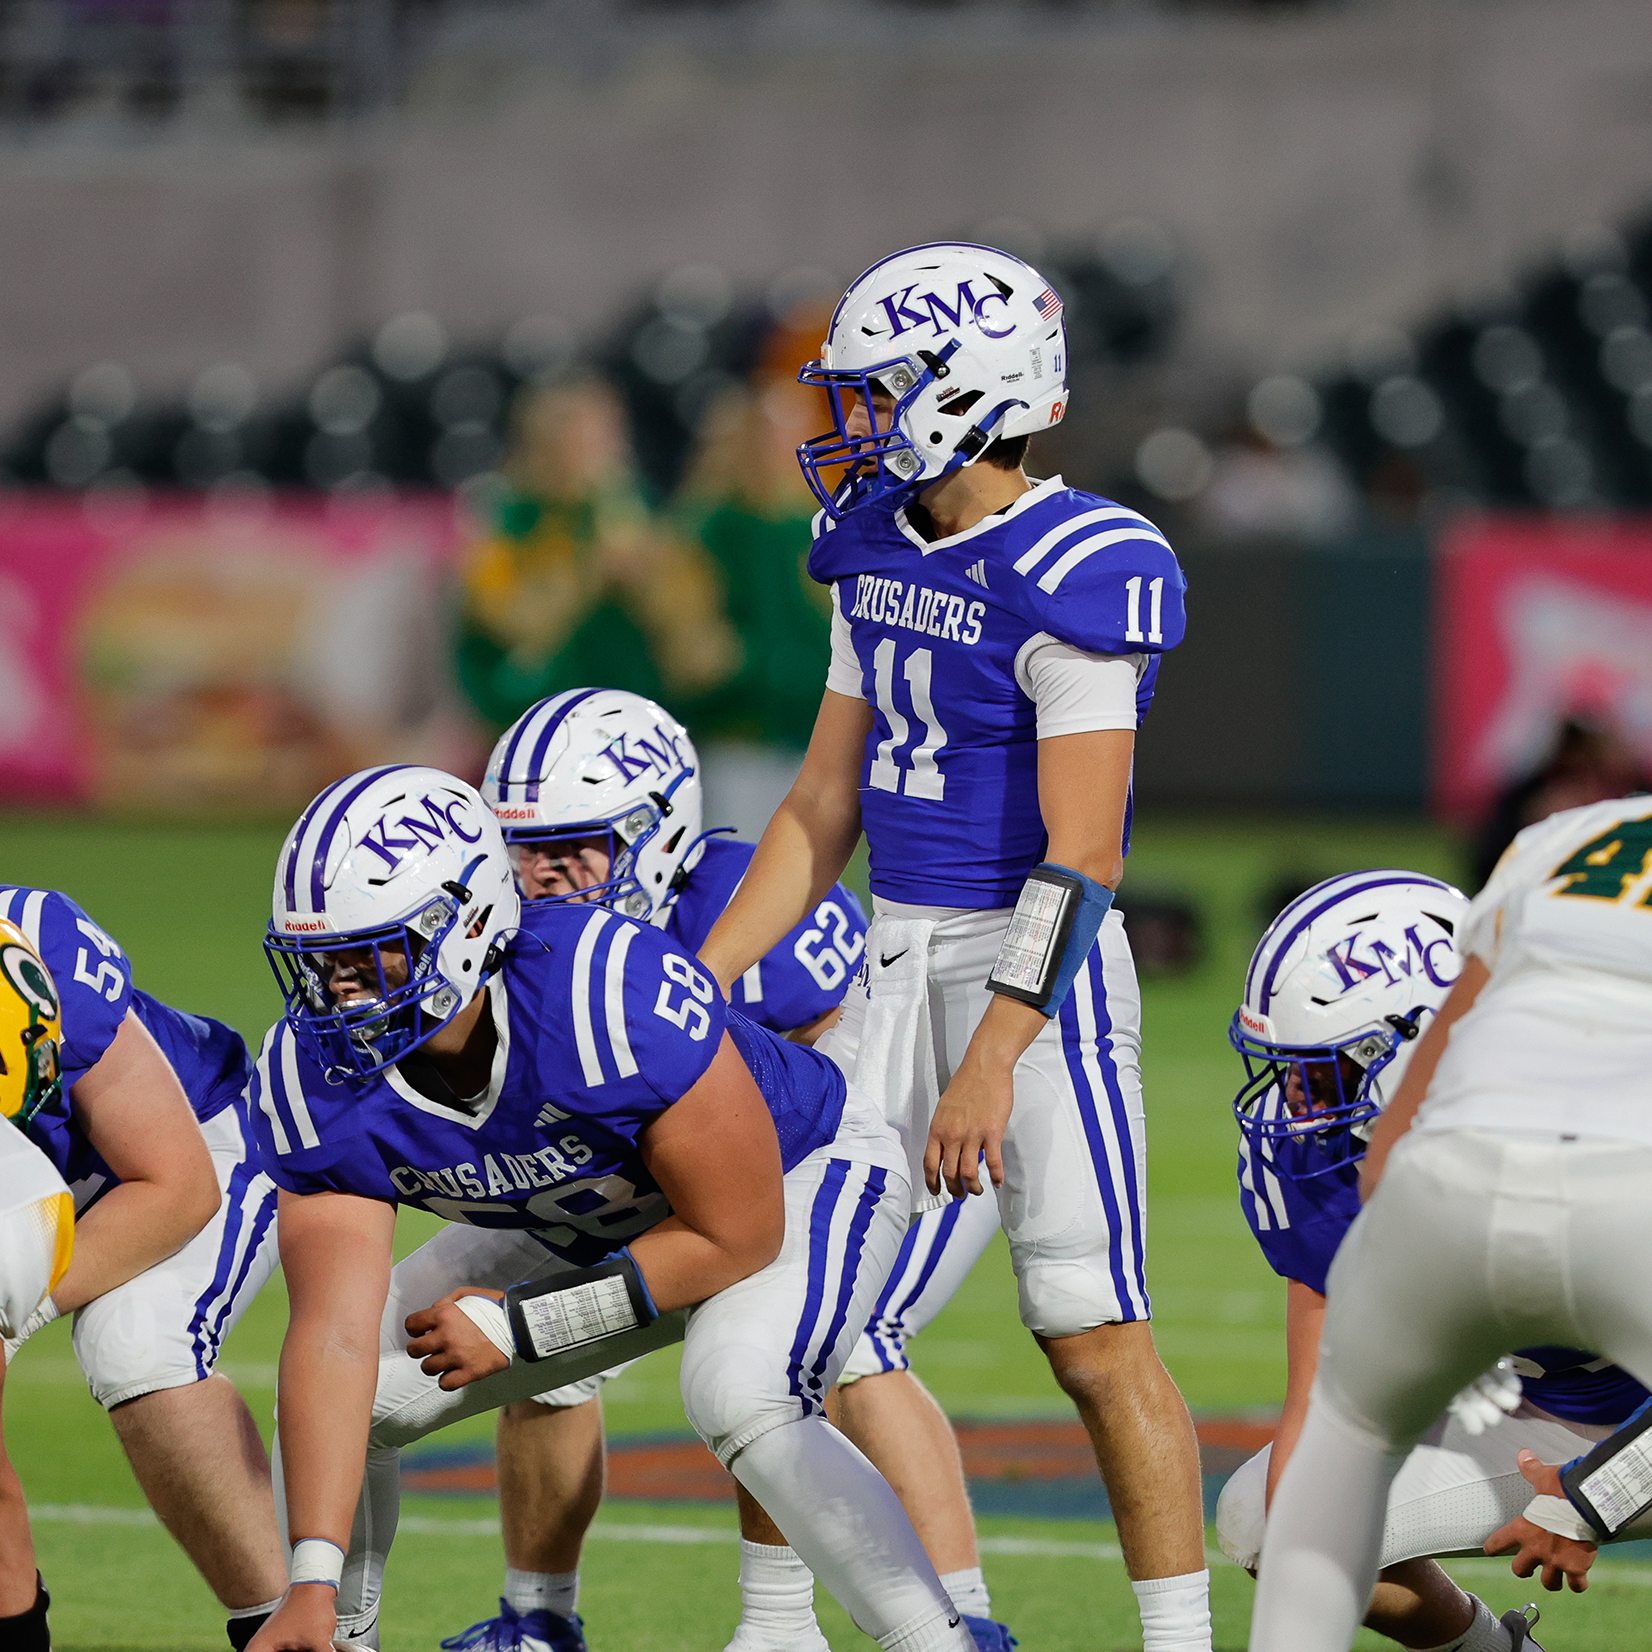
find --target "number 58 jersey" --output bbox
[247,902,848,1267]
[810,477,1187,908]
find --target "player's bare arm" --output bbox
[1263,1278,1328,1514]
[53,1009,219,1313]
[1358,954,1490,1201]
[248,1188,395,1652]
[699,688,871,992]
[926,726,1134,1198]
[407,1032,786,1389]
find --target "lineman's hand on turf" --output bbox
[1483,1450,1597,1593]
[405,1288,511,1390]
[925,1065,1013,1198]
[245,1584,336,1650]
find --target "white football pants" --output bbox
[307,1092,970,1648]
[1253,1128,1652,1652]
[819,904,1148,1339]
[1218,1406,1652,1573]
[6,1107,280,1407]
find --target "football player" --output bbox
[0,887,288,1649]
[694,243,1211,1650]
[0,919,75,1651]
[458,688,1006,1652]
[1251,801,1652,1650]
[244,766,979,1652]
[1217,871,1652,1649]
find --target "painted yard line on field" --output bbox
[24,1504,1121,1561]
[39,1505,1652,1585]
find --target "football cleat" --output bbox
[440,1601,588,1652]
[963,1615,1018,1652]
[1499,1604,1542,1650]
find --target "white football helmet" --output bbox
[798,242,1068,518]
[1230,870,1469,1175]
[267,765,519,1079]
[481,689,704,925]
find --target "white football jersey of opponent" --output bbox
[0,1124,73,1340]
[1419,796,1652,1142]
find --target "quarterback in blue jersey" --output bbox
[436,688,884,1652]
[700,243,1211,1652]
[0,886,286,1649]
[1219,871,1648,1651]
[245,766,976,1652]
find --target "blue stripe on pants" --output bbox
[786,1159,849,1414]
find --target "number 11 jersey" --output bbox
[809,476,1187,908]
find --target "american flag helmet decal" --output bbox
[1034,286,1062,320]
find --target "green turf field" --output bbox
[5,811,1644,1649]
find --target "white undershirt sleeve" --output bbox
[826,586,866,700]
[1014,632,1144,739]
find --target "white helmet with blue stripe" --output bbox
[798,242,1068,519]
[266,765,519,1079]
[1230,869,1470,1176]
[481,689,703,926]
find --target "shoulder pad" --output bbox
[1002,494,1187,656]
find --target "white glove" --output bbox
[1447,1357,1523,1436]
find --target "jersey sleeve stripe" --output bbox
[255,1040,291,1157]
[603,921,639,1079]
[570,911,612,1086]
[1036,525,1172,595]
[279,1027,320,1150]
[740,961,763,1004]
[19,889,48,951]
[1011,507,1158,577]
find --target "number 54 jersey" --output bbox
[811,477,1187,907]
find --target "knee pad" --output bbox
[679,1334,804,1467]
[1214,1446,1270,1570]
[73,1279,205,1410]
[1014,1254,1132,1340]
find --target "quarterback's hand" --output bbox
[925,1063,1013,1198]
[1484,1450,1597,1594]
[244,1584,337,1650]
[405,1289,511,1390]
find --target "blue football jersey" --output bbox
[809,478,1186,907]
[247,903,846,1266]
[1237,1086,1646,1428]
[0,885,253,1210]
[663,837,867,1033]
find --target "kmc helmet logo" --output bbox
[358,793,483,872]
[877,281,1013,342]
[1324,926,1458,995]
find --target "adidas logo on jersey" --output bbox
[965,560,989,589]
[534,1102,570,1127]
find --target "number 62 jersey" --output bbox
[811,476,1187,908]
[246,902,849,1268]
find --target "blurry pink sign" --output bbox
[0,491,481,811]
[1435,514,1652,821]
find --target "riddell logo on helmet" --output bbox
[282,919,328,933]
[1237,1005,1272,1038]
[495,806,538,820]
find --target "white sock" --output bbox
[876,1604,975,1652]
[1132,1569,1212,1652]
[505,1567,580,1621]
[731,1540,823,1647]
[939,1567,991,1619]
[1419,1595,1514,1652]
